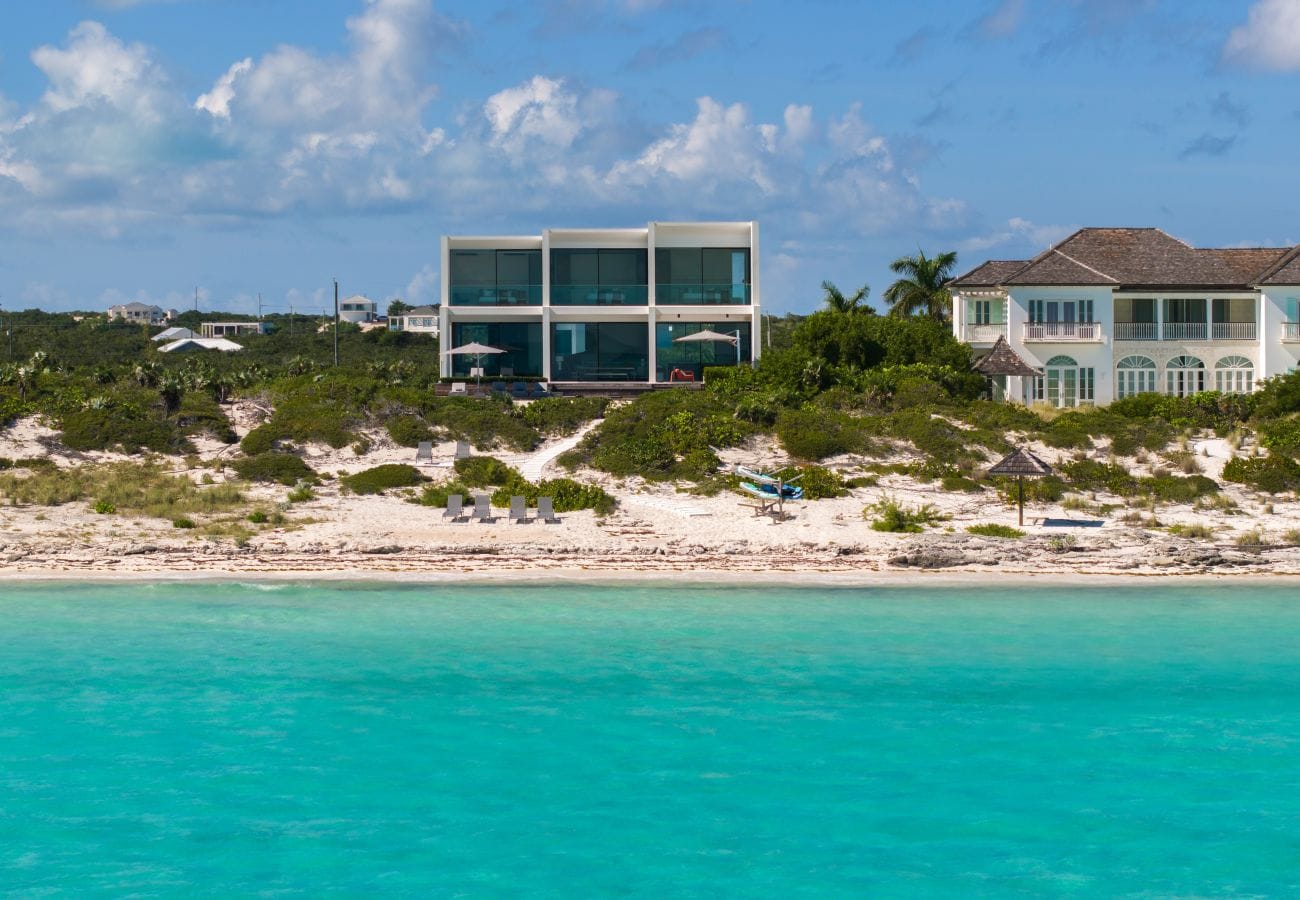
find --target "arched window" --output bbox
[1116,355,1157,399]
[1215,356,1254,394]
[1030,355,1095,408]
[1166,356,1205,398]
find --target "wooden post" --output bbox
[1018,476,1024,526]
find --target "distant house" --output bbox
[158,337,244,353]
[108,302,177,325]
[200,321,270,338]
[151,326,196,342]
[339,295,377,324]
[388,305,440,336]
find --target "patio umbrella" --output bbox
[988,446,1054,526]
[445,341,505,385]
[673,329,742,365]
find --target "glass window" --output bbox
[450,322,543,377]
[1116,356,1157,399]
[599,249,647,286]
[1165,356,1206,397]
[655,322,752,381]
[550,322,648,381]
[450,250,495,286]
[497,250,541,288]
[551,249,648,305]
[1214,356,1254,394]
[655,248,702,285]
[655,248,749,304]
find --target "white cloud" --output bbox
[30,21,169,121]
[1223,0,1300,71]
[403,264,439,306]
[194,58,251,119]
[958,217,1077,254]
[484,76,586,154]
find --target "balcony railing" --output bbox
[1022,321,1102,341]
[550,284,648,306]
[1284,322,1300,342]
[1114,322,1157,341]
[1211,322,1258,341]
[1161,322,1207,341]
[962,323,1005,343]
[449,284,542,307]
[656,283,750,305]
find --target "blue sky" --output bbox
[0,0,1298,316]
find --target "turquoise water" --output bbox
[2,581,1299,896]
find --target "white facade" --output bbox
[339,295,377,324]
[440,222,761,383]
[108,303,176,325]
[200,321,270,338]
[952,232,1300,407]
[389,306,440,336]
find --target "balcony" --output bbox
[656,283,750,305]
[1211,322,1258,341]
[550,284,648,306]
[449,284,542,307]
[1114,322,1157,341]
[1284,322,1300,343]
[1022,321,1102,342]
[963,323,1005,343]
[1161,322,1207,341]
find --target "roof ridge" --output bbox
[1048,247,1119,283]
[1255,244,1300,283]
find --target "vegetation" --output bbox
[232,452,317,486]
[341,464,427,495]
[0,461,244,521]
[423,455,615,514]
[883,249,957,321]
[966,523,1025,538]
[867,497,948,533]
[1222,455,1300,494]
[820,280,871,314]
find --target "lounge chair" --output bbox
[415,440,433,463]
[454,440,471,460]
[442,494,464,521]
[471,494,494,523]
[449,382,468,396]
[536,496,559,524]
[489,381,507,395]
[529,382,550,399]
[509,381,529,399]
[509,495,530,524]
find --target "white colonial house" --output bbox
[440,222,761,383]
[107,302,177,326]
[389,305,440,336]
[950,228,1300,407]
[339,295,378,324]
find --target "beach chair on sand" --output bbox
[442,494,464,521]
[454,440,471,461]
[509,495,530,524]
[449,382,468,396]
[415,441,433,463]
[536,496,560,524]
[471,494,495,523]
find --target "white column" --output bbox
[647,307,658,384]
[647,222,658,382]
[1155,296,1163,342]
[749,220,762,364]
[541,230,552,381]
[439,236,451,378]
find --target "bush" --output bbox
[775,408,865,461]
[240,423,282,455]
[426,397,538,451]
[387,414,434,448]
[1222,455,1300,494]
[1259,417,1300,458]
[247,510,269,523]
[454,456,518,487]
[489,477,616,516]
[232,452,317,486]
[1145,474,1219,502]
[866,497,948,533]
[172,517,195,529]
[794,465,847,499]
[966,523,1024,538]
[577,390,749,480]
[287,484,315,503]
[93,500,116,514]
[1167,523,1215,539]
[418,481,473,508]
[175,393,237,443]
[519,397,607,435]
[341,464,426,495]
[60,405,186,454]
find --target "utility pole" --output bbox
[257,292,262,322]
[333,279,340,367]
[194,286,199,312]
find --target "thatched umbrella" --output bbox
[989,447,1054,526]
[972,335,1039,401]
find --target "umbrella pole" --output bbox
[1018,476,1024,527]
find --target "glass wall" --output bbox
[450,322,543,377]
[550,249,647,306]
[655,322,751,381]
[655,248,750,304]
[550,322,648,381]
[449,249,542,306]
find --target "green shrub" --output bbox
[172,517,195,529]
[577,390,749,480]
[341,464,426,495]
[776,407,865,461]
[1145,474,1219,502]
[489,477,616,516]
[454,456,519,487]
[232,452,317,486]
[60,405,186,454]
[1059,459,1137,495]
[941,473,984,493]
[174,393,237,443]
[240,423,282,455]
[426,396,538,451]
[966,523,1024,538]
[351,437,372,456]
[1222,455,1300,494]
[287,484,315,503]
[1167,523,1215,539]
[418,481,473,508]
[993,475,1066,504]
[387,414,434,448]
[1259,416,1300,458]
[794,465,847,499]
[519,397,607,435]
[866,497,948,533]
[93,500,116,514]
[247,510,269,524]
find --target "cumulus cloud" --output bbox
[958,217,1078,255]
[1223,0,1300,71]
[31,21,169,121]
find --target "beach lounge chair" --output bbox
[489,381,507,395]
[449,382,468,395]
[529,382,550,399]
[509,381,529,399]
[471,494,494,523]
[442,494,464,520]
[415,440,433,463]
[509,495,530,524]
[454,440,471,460]
[536,496,559,524]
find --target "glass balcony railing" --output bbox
[449,284,542,307]
[656,283,750,305]
[549,284,648,306]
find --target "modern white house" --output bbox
[389,305,440,336]
[339,295,378,324]
[950,228,1300,407]
[200,321,271,338]
[108,302,177,326]
[440,222,761,383]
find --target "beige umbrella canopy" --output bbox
[445,341,505,384]
[673,329,741,364]
[989,447,1054,526]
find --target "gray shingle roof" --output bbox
[988,447,1054,478]
[1258,246,1300,285]
[949,260,1026,289]
[972,336,1040,377]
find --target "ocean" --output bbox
[1,580,1298,895]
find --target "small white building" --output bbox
[108,303,177,325]
[158,337,244,353]
[388,305,440,336]
[200,321,270,338]
[151,326,196,342]
[339,295,377,324]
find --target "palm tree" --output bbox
[883,250,958,321]
[821,280,871,314]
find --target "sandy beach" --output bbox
[2,404,1298,582]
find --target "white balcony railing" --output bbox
[1022,321,1102,342]
[1211,322,1258,341]
[1114,322,1157,341]
[1161,322,1207,341]
[963,323,1005,343]
[1284,322,1300,343]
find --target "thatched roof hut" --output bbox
[972,336,1039,377]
